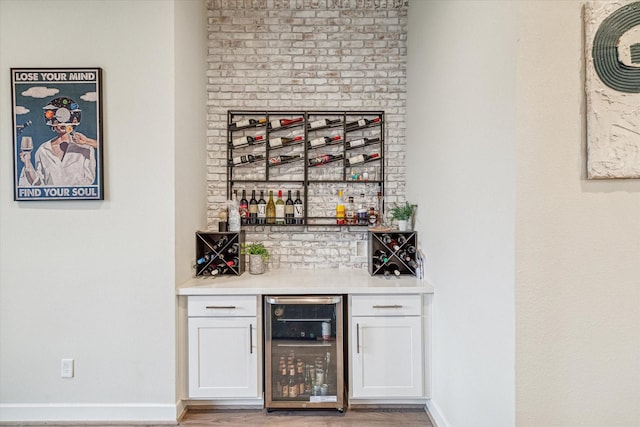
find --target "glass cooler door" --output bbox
[264,295,345,411]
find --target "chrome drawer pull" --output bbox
[205,305,237,309]
[356,323,360,354]
[372,304,403,309]
[249,324,253,354]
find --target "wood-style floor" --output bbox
[179,408,433,426]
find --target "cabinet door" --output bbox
[351,316,423,398]
[188,317,258,398]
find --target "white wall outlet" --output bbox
[61,358,74,378]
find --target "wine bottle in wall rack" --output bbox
[346,116,380,130]
[308,154,342,166]
[229,154,264,166]
[249,190,258,225]
[346,152,380,167]
[240,190,249,225]
[308,118,341,129]
[257,190,267,225]
[269,117,304,130]
[269,135,303,149]
[347,136,380,149]
[308,135,342,148]
[285,190,294,224]
[229,117,266,130]
[266,191,276,224]
[275,190,285,225]
[294,190,303,225]
[232,134,265,147]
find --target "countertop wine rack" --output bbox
[227,110,385,228]
[368,231,418,277]
[195,231,245,277]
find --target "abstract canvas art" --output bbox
[585,1,640,179]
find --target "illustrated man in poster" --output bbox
[19,96,98,186]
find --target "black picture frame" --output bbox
[11,67,104,200]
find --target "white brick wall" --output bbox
[206,0,407,269]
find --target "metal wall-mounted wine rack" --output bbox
[227,110,385,228]
[368,231,418,277]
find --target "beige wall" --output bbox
[515,2,640,425]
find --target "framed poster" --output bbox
[585,1,640,179]
[11,67,103,200]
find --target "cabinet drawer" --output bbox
[351,294,421,317]
[188,295,257,317]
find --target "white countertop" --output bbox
[177,268,434,296]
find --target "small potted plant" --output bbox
[241,242,269,275]
[390,201,414,231]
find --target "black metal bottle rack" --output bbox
[227,110,385,228]
[368,231,418,277]
[195,231,245,277]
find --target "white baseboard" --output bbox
[426,399,449,427]
[0,403,178,424]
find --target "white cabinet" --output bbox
[187,295,260,399]
[350,294,424,399]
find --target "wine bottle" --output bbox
[240,189,249,225]
[249,190,258,225]
[308,154,342,166]
[294,190,303,225]
[269,135,302,149]
[308,134,342,148]
[384,262,401,278]
[374,249,389,263]
[227,242,239,255]
[230,154,264,166]
[229,118,256,130]
[347,136,379,149]
[257,190,267,224]
[275,190,285,225]
[308,118,341,129]
[231,134,265,147]
[196,252,214,265]
[266,191,276,224]
[225,257,239,268]
[269,117,304,130]
[346,116,381,130]
[269,154,301,166]
[336,189,345,225]
[285,190,294,224]
[212,235,229,251]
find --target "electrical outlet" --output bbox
[61,358,74,378]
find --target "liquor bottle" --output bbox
[346,196,356,225]
[275,190,285,225]
[269,135,302,149]
[280,366,289,397]
[368,206,377,226]
[384,262,401,278]
[288,366,299,398]
[257,190,267,225]
[346,116,381,130]
[229,118,256,130]
[308,154,342,166]
[240,189,249,225]
[297,362,305,395]
[266,191,276,224]
[308,134,342,148]
[336,189,345,225]
[357,193,368,225]
[269,117,304,130]
[308,118,341,129]
[294,190,303,225]
[249,190,258,224]
[285,190,294,224]
[304,365,312,394]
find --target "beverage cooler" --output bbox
[264,295,345,412]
